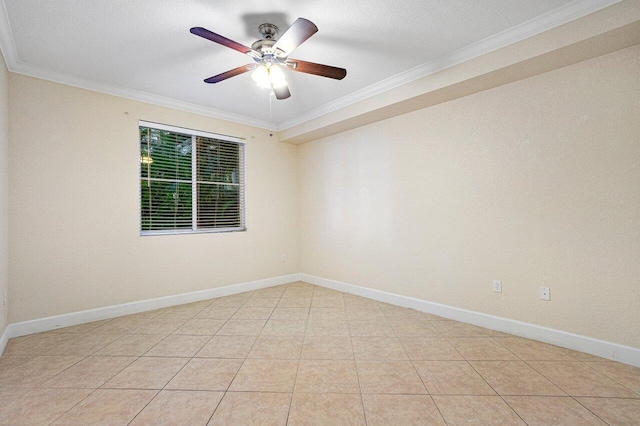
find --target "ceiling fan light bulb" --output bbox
[251,65,270,87]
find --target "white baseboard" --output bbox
[4,273,301,343]
[4,271,639,368]
[0,324,9,356]
[301,273,640,368]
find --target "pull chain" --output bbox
[269,89,273,137]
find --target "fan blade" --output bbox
[190,27,260,58]
[272,18,318,56]
[273,85,291,100]
[286,59,347,80]
[204,65,252,84]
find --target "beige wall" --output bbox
[298,45,640,348]
[8,75,298,323]
[0,55,8,336]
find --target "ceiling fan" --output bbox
[190,18,347,100]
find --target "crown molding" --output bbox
[276,0,622,131]
[9,61,273,130]
[0,0,17,67]
[0,0,621,132]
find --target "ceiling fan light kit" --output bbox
[190,18,347,100]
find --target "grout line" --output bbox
[124,389,161,426]
[286,282,313,425]
[45,387,100,425]
[344,293,367,426]
[385,308,449,425]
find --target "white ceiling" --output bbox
[0,0,617,129]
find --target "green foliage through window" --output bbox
[140,124,245,233]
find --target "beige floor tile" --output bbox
[173,318,226,335]
[480,329,513,338]
[282,288,314,298]
[3,333,76,356]
[301,336,354,359]
[431,321,489,337]
[42,356,136,388]
[130,390,223,425]
[195,306,239,319]
[505,396,606,425]
[311,295,345,308]
[45,333,121,356]
[212,295,251,307]
[229,359,298,392]
[144,334,210,357]
[51,389,157,425]
[244,296,280,307]
[414,361,496,395]
[312,287,342,297]
[95,334,166,356]
[0,355,84,387]
[271,307,310,320]
[277,297,312,308]
[577,397,640,425]
[126,309,166,320]
[352,337,408,360]
[216,319,267,335]
[166,358,243,391]
[295,360,360,393]
[247,335,304,359]
[154,304,207,319]
[309,307,346,320]
[378,305,421,318]
[499,337,575,361]
[346,308,386,321]
[253,286,288,298]
[400,337,464,360]
[343,296,380,309]
[362,394,446,425]
[3,284,631,425]
[433,395,526,425]
[90,317,150,334]
[0,387,29,399]
[528,361,638,397]
[208,391,291,426]
[586,361,640,394]
[288,393,366,426]
[49,319,113,334]
[0,388,93,425]
[448,338,519,360]
[388,319,440,337]
[305,318,350,336]
[130,318,187,335]
[103,357,188,389]
[357,360,427,394]
[348,319,395,337]
[470,360,566,396]
[232,306,275,319]
[261,319,308,336]
[196,335,257,358]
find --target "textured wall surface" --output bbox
[299,45,640,348]
[0,55,8,337]
[8,75,298,323]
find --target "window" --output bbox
[139,121,246,235]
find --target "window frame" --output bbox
[139,120,247,236]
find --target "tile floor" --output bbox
[1,281,639,425]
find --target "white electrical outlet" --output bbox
[539,286,550,301]
[2,291,6,306]
[492,280,502,293]
[281,254,286,262]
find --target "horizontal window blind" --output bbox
[139,121,245,235]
